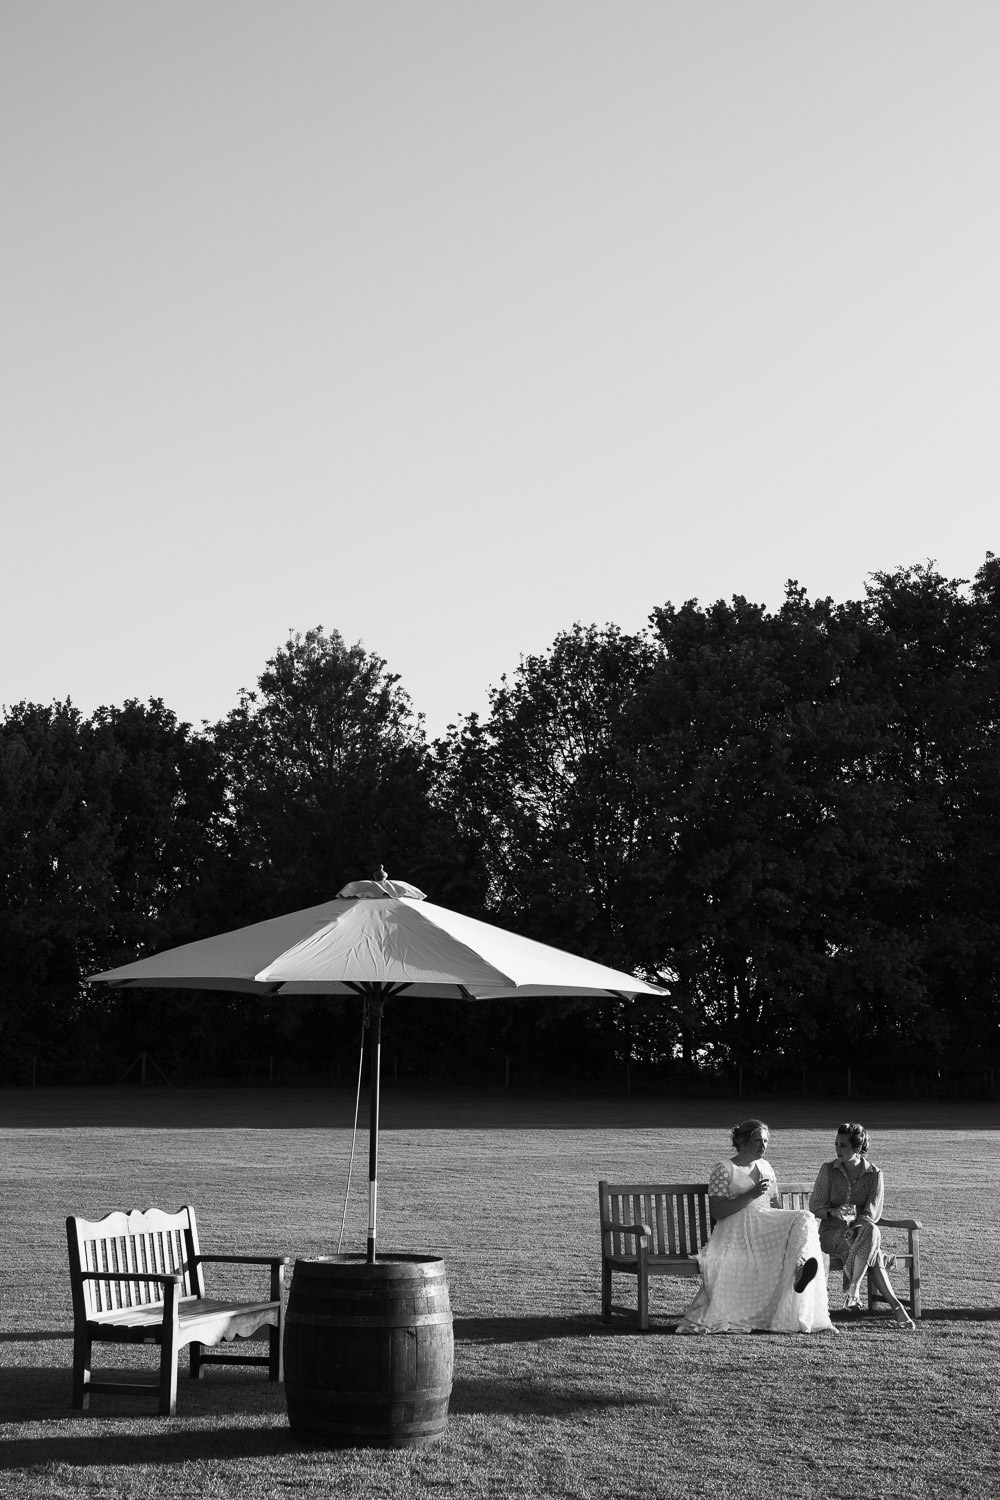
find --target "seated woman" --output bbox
[810,1121,916,1332]
[677,1119,834,1335]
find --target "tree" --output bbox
[82,699,232,1081]
[634,585,935,1075]
[88,698,227,957]
[0,697,230,1082]
[432,624,665,1078]
[0,701,117,1079]
[858,559,1000,1071]
[212,627,439,920]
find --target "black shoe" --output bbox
[794,1257,818,1293]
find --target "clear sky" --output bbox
[3,2,997,740]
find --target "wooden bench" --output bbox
[598,1181,709,1331]
[67,1205,290,1416]
[598,1179,922,1331]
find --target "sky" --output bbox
[3,2,998,741]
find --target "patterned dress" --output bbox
[677,1159,834,1335]
[810,1156,888,1300]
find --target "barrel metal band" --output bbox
[290,1384,453,1407]
[286,1310,453,1329]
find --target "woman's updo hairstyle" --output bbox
[731,1118,768,1148]
[837,1121,870,1155]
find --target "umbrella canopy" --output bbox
[90,890,665,1002]
[89,878,666,1260]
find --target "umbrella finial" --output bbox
[335,871,428,900]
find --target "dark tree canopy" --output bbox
[0,698,226,1079]
[2,560,998,1091]
[211,627,440,917]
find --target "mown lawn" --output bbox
[2,1087,999,1499]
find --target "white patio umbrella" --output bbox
[89,873,666,1262]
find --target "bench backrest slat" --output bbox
[655,1194,667,1253]
[779,1186,812,1213]
[67,1207,204,1320]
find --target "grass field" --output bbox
[2,1086,999,1499]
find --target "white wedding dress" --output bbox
[677,1159,835,1335]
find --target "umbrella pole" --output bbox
[366,993,384,1265]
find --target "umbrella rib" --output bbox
[344,980,412,998]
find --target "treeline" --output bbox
[2,557,998,1094]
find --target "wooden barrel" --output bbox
[283,1255,453,1447]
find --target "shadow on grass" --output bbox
[2,1427,297,1470]
[449,1375,661,1416]
[0,1331,71,1344]
[0,1365,287,1419]
[822,1306,1000,1326]
[0,1366,658,1471]
[454,1313,621,1343]
[917,1306,1000,1321]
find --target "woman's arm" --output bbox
[710,1179,771,1220]
[856,1166,885,1224]
[809,1162,833,1218]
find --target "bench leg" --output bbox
[637,1267,649,1332]
[159,1282,180,1416]
[910,1239,921,1320]
[270,1264,285,1378]
[190,1341,202,1380]
[71,1330,91,1410]
[601,1262,612,1323]
[268,1321,282,1382]
[159,1342,179,1417]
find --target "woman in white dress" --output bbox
[677,1120,835,1335]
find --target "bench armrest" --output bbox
[604,1222,652,1246]
[80,1269,183,1331]
[81,1271,183,1287]
[195,1253,288,1303]
[879,1217,922,1231]
[196,1255,291,1267]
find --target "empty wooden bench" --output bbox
[599,1179,922,1330]
[67,1205,290,1415]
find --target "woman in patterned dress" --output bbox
[677,1120,834,1335]
[810,1122,916,1331]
